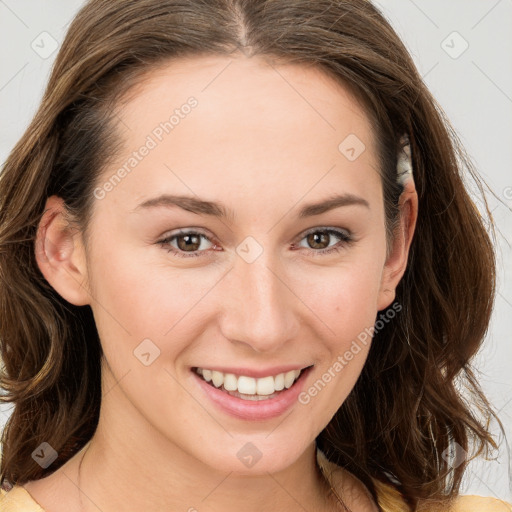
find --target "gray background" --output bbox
[0,0,511,501]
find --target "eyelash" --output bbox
[158,227,353,259]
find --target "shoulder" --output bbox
[0,485,45,511]
[416,495,512,512]
[448,495,512,512]
[373,478,512,512]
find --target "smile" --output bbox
[194,367,303,401]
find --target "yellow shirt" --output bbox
[1,450,511,511]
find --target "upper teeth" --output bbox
[196,368,302,395]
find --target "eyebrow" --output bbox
[132,193,369,221]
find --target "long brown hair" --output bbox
[0,0,503,509]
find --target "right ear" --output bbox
[35,195,91,306]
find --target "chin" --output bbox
[191,431,313,476]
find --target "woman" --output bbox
[0,0,510,510]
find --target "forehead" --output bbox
[97,55,381,218]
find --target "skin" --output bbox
[29,54,417,512]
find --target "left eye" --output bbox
[294,228,352,255]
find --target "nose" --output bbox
[217,246,300,353]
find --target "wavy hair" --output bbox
[0,0,503,509]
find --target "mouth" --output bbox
[192,366,310,401]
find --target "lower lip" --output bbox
[193,368,311,421]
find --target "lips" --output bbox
[192,365,312,420]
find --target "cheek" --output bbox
[297,255,385,338]
[292,254,385,408]
[86,238,223,367]
[88,251,164,345]
[86,243,210,419]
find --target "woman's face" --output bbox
[43,55,413,475]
